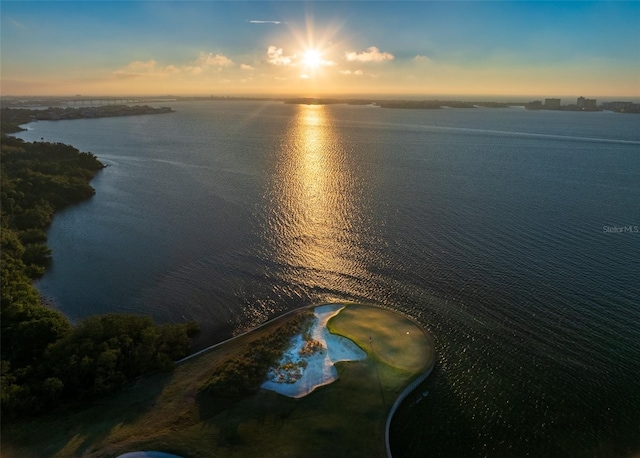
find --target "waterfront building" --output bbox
[577,97,597,109]
[544,98,561,108]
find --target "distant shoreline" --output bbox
[1,104,174,134]
[3,95,638,113]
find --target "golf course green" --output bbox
[3,304,434,458]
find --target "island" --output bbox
[283,97,512,109]
[1,105,174,133]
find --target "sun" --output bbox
[303,49,322,68]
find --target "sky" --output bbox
[1,1,639,99]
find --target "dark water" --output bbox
[15,102,640,457]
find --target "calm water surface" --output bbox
[16,102,640,457]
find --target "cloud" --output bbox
[112,60,194,79]
[124,60,157,72]
[300,73,310,79]
[183,66,203,75]
[113,60,159,78]
[9,18,27,30]
[345,46,394,63]
[339,69,364,76]
[414,55,432,63]
[267,46,296,66]
[240,64,254,70]
[197,52,234,67]
[182,52,233,75]
[114,51,235,80]
[249,20,283,24]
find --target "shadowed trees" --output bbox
[1,133,198,418]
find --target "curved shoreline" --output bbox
[385,351,436,458]
[337,304,436,458]
[178,302,435,458]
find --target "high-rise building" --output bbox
[577,97,597,109]
[544,98,561,108]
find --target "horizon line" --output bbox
[2,93,640,103]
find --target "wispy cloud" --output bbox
[196,52,234,68]
[414,55,432,63]
[345,46,394,63]
[317,59,336,67]
[163,65,181,74]
[249,20,283,24]
[240,64,254,70]
[340,69,364,76]
[9,18,27,30]
[113,52,234,79]
[113,60,159,78]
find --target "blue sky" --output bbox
[1,1,639,97]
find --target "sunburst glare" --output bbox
[303,49,322,68]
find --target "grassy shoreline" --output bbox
[2,303,434,458]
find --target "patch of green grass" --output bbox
[328,304,434,373]
[2,304,434,458]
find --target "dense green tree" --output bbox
[1,133,198,419]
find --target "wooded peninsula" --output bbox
[1,105,174,134]
[0,110,196,421]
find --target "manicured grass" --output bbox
[327,303,434,372]
[2,304,434,458]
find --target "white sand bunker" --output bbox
[261,304,367,398]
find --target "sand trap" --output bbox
[261,304,367,398]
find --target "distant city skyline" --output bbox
[1,1,639,98]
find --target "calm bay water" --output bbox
[16,101,640,457]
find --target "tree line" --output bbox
[1,132,198,419]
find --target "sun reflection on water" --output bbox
[266,103,368,287]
